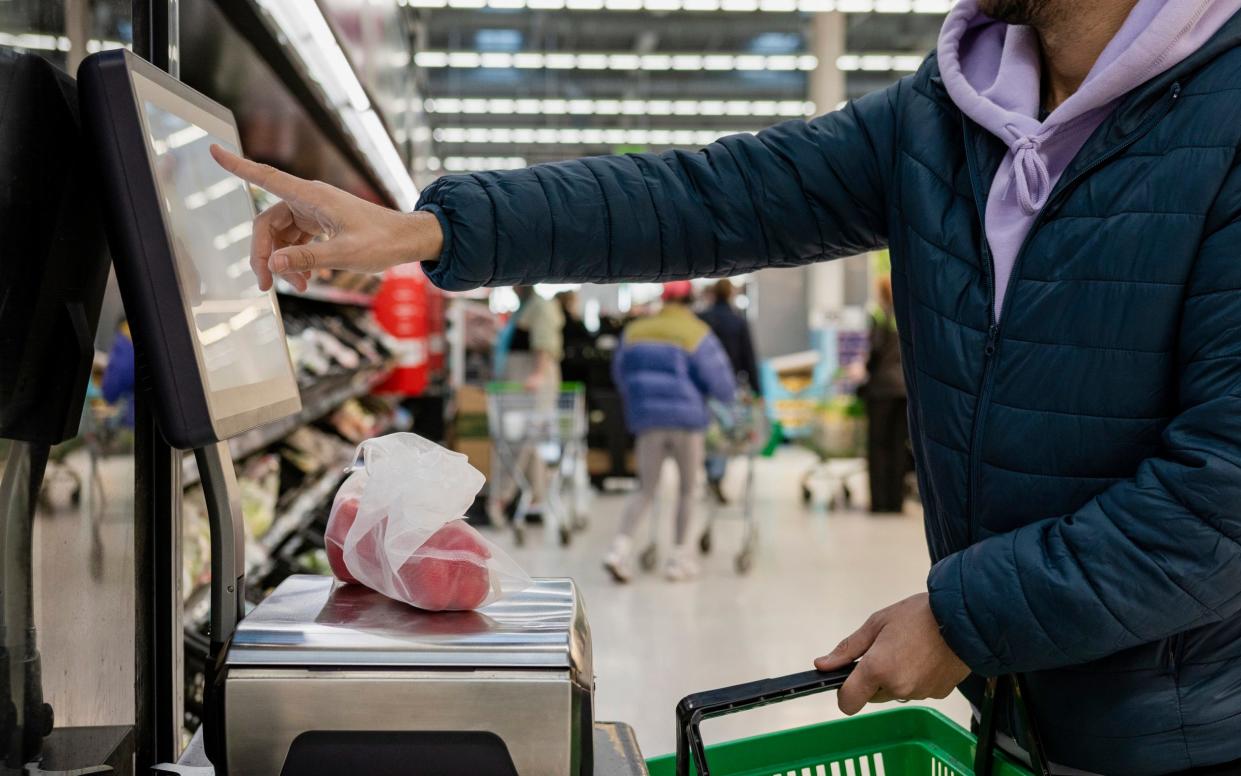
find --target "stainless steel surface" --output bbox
[593,723,649,776]
[168,722,647,776]
[193,443,244,645]
[225,668,578,775]
[221,576,595,774]
[229,575,590,677]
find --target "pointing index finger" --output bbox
[209,144,310,203]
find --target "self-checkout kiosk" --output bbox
[0,49,130,776]
[76,49,640,776]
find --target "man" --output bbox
[696,278,761,503]
[212,0,1241,770]
[494,285,563,520]
[605,281,736,582]
[860,275,908,514]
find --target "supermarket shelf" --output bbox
[276,281,374,308]
[183,461,348,628]
[182,364,391,488]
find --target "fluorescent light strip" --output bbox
[415,50,820,71]
[0,33,130,52]
[254,0,419,210]
[835,53,923,71]
[432,126,754,145]
[425,156,529,171]
[425,97,816,117]
[400,0,953,10]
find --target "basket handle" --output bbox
[674,667,1052,776]
[674,666,854,776]
[974,674,1052,776]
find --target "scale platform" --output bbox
[190,574,642,775]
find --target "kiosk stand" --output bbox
[0,50,129,775]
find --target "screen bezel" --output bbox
[123,55,301,442]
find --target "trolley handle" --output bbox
[673,667,1052,776]
[674,667,854,776]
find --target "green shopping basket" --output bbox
[648,666,1051,776]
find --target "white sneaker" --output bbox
[663,547,700,582]
[603,535,635,583]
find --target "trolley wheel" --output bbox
[639,544,658,572]
[699,530,712,555]
[735,551,754,575]
[513,526,526,547]
[559,526,572,547]
[801,485,813,505]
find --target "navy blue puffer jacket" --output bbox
[418,13,1241,773]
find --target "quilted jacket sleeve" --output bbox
[415,84,901,291]
[928,158,1241,675]
[689,333,737,405]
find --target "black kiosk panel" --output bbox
[79,50,300,449]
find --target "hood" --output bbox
[937,0,1241,215]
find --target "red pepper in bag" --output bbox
[327,494,495,610]
[323,433,531,611]
[395,520,493,611]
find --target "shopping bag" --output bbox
[325,432,531,611]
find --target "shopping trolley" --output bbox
[637,392,767,575]
[649,666,1048,776]
[487,381,589,546]
[760,351,867,511]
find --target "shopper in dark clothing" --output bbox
[698,280,760,396]
[697,279,760,502]
[215,2,1241,768]
[861,276,907,514]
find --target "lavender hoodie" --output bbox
[937,0,1241,320]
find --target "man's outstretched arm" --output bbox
[213,82,903,291]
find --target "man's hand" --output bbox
[814,593,970,715]
[210,145,443,291]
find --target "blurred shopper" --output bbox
[100,320,135,429]
[504,285,563,393]
[605,282,736,582]
[218,1,1241,767]
[495,286,564,519]
[697,279,761,503]
[860,276,907,514]
[555,290,591,345]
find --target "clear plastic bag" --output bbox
[325,433,531,611]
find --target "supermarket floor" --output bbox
[493,445,971,758]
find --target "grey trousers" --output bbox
[618,429,705,546]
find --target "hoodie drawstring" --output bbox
[1010,135,1051,214]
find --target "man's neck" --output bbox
[1035,0,1139,111]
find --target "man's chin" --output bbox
[977,0,1051,25]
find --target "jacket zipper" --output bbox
[958,83,1180,543]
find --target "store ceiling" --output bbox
[405,6,944,170]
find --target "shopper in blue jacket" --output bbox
[605,281,736,582]
[214,0,1241,769]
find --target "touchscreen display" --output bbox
[140,98,295,420]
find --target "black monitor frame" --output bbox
[78,48,300,451]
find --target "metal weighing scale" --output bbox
[78,48,647,775]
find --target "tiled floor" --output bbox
[492,446,970,759]
[31,447,136,728]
